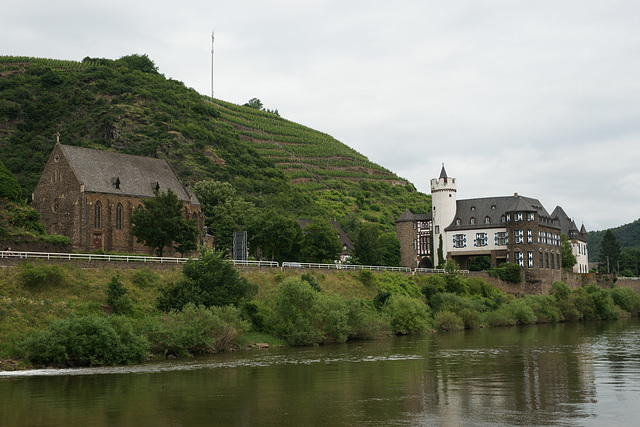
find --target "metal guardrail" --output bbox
[281,262,413,273]
[0,250,469,275]
[0,250,188,263]
[231,259,279,268]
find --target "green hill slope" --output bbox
[588,218,640,262]
[0,55,430,235]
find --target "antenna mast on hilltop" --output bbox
[211,31,219,98]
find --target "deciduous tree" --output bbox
[300,220,343,263]
[248,210,302,263]
[130,189,198,257]
[561,234,577,272]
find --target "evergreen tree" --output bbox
[599,229,621,273]
[437,234,445,268]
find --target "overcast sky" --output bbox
[5,1,640,231]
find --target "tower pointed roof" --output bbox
[439,164,448,179]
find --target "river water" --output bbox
[2,318,640,426]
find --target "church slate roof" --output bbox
[396,209,432,223]
[445,195,557,232]
[551,205,588,241]
[60,144,198,204]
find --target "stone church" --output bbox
[33,142,205,255]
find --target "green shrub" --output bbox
[268,277,321,346]
[420,274,446,300]
[18,315,149,367]
[486,307,518,327]
[19,261,66,289]
[158,249,257,312]
[344,299,389,340]
[130,268,159,288]
[458,308,483,329]
[7,204,45,234]
[610,287,640,313]
[301,272,322,292]
[585,285,620,320]
[444,273,470,295]
[145,303,248,357]
[38,234,71,245]
[521,295,562,323]
[382,294,432,335]
[373,273,422,308]
[489,263,522,283]
[106,275,132,315]
[570,288,596,320]
[314,293,350,343]
[434,310,465,331]
[550,281,571,301]
[506,299,538,325]
[358,270,376,287]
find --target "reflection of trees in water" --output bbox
[4,319,640,426]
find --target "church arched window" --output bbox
[94,201,102,229]
[116,203,123,230]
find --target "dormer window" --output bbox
[501,215,506,222]
[470,206,476,212]
[155,182,160,191]
[485,216,490,224]
[491,205,496,210]
[455,218,461,226]
[470,217,475,225]
[113,177,121,190]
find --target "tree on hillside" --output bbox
[380,232,402,267]
[244,98,263,110]
[353,223,384,266]
[248,210,302,263]
[0,158,22,202]
[561,234,577,272]
[115,54,158,74]
[619,247,640,277]
[300,220,343,263]
[193,180,255,254]
[130,189,199,257]
[243,98,280,116]
[599,229,621,273]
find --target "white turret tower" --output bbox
[431,164,457,266]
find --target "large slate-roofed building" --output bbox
[33,142,205,254]
[397,166,588,281]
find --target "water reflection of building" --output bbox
[401,327,597,425]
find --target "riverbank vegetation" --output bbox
[2,253,640,370]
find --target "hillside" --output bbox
[588,218,640,262]
[0,55,430,236]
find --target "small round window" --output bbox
[54,154,60,163]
